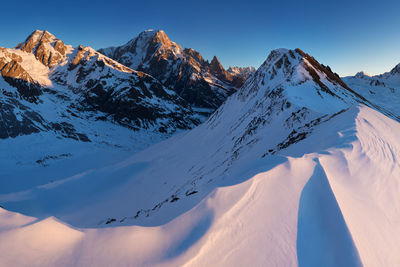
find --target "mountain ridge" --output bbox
[0,30,201,179]
[99,29,255,116]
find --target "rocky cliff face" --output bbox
[16,30,70,68]
[51,44,198,132]
[0,48,41,101]
[0,30,199,143]
[99,30,253,116]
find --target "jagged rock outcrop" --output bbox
[51,44,198,132]
[16,30,69,68]
[0,48,42,101]
[99,30,253,116]
[0,30,200,143]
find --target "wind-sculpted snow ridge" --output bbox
[2,48,400,266]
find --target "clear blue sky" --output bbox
[1,0,400,76]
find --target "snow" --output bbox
[0,47,52,86]
[98,29,238,116]
[2,45,400,266]
[1,106,400,266]
[0,40,194,195]
[297,158,362,267]
[343,69,400,116]
[101,29,183,71]
[227,66,256,76]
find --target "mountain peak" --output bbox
[210,55,223,69]
[265,48,351,92]
[135,29,158,40]
[98,30,248,115]
[355,71,370,78]
[131,29,177,51]
[17,30,57,48]
[209,55,232,82]
[99,29,182,70]
[16,29,69,67]
[238,48,360,114]
[30,29,53,37]
[390,63,400,75]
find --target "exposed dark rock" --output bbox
[0,99,45,139]
[105,218,116,224]
[99,30,253,116]
[185,190,198,196]
[50,44,199,133]
[0,56,42,101]
[16,30,68,67]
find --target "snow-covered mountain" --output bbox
[0,30,200,180]
[99,30,252,117]
[343,65,400,117]
[227,65,256,80]
[2,48,400,266]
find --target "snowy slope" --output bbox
[343,66,400,117]
[2,48,400,266]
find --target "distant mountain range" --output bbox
[0,30,255,142]
[343,64,400,117]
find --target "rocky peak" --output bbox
[238,48,363,109]
[16,30,69,67]
[16,30,49,51]
[210,56,224,72]
[98,30,248,117]
[125,30,173,49]
[151,30,179,51]
[183,48,204,63]
[390,63,400,75]
[355,71,370,79]
[209,55,232,81]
